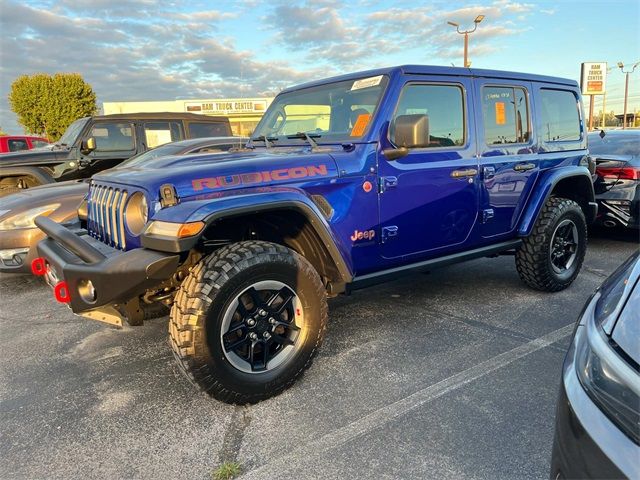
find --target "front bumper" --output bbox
[550,326,639,479]
[35,216,180,315]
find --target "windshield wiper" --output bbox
[247,135,277,149]
[287,132,321,149]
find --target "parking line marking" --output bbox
[241,323,575,478]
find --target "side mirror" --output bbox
[384,114,430,160]
[81,137,96,155]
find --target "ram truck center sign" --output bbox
[580,62,607,95]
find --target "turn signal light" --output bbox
[31,257,47,276]
[54,281,71,303]
[177,221,205,238]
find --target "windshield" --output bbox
[117,143,188,168]
[588,132,639,156]
[252,75,389,144]
[58,118,89,146]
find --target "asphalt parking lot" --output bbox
[1,228,638,479]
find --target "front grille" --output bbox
[87,184,128,250]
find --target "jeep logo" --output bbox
[351,229,376,242]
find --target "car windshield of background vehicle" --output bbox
[588,132,640,156]
[252,75,389,144]
[393,83,465,148]
[482,86,530,144]
[58,117,89,146]
[118,143,186,168]
[540,89,581,142]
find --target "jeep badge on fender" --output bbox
[33,65,596,404]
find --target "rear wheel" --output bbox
[516,197,587,291]
[169,241,328,404]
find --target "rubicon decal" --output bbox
[192,164,329,191]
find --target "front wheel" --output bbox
[169,241,328,404]
[516,197,587,291]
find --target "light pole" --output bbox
[448,15,485,68]
[617,61,639,129]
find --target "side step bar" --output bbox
[348,239,522,291]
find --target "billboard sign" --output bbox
[184,99,269,115]
[580,62,607,95]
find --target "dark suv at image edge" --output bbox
[0,112,231,197]
[32,65,597,404]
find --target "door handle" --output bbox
[451,168,478,178]
[513,163,535,172]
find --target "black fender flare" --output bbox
[142,200,354,287]
[0,166,55,186]
[518,167,597,237]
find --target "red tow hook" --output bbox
[31,257,47,276]
[54,281,71,303]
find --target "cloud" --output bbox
[1,0,539,133]
[0,0,320,132]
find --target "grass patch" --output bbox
[212,461,242,480]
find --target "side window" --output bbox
[392,84,465,148]
[540,89,581,142]
[482,86,530,145]
[89,123,134,151]
[32,140,49,148]
[144,122,183,148]
[8,139,29,152]
[188,122,230,138]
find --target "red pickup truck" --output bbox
[0,136,50,153]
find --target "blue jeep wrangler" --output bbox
[34,66,596,403]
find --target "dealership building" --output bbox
[103,98,274,136]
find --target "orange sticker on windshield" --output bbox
[350,113,371,137]
[495,102,506,125]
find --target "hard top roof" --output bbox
[281,65,578,93]
[89,112,230,122]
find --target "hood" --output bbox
[0,146,67,167]
[93,147,340,198]
[0,180,88,219]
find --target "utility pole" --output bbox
[617,61,639,129]
[448,15,485,68]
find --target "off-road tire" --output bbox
[169,240,328,404]
[516,196,587,291]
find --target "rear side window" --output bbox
[482,86,530,144]
[31,140,49,148]
[144,122,184,148]
[8,139,29,152]
[540,89,581,142]
[188,122,230,138]
[392,83,465,148]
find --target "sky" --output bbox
[1,0,638,134]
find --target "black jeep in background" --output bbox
[0,112,231,197]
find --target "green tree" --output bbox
[8,73,97,141]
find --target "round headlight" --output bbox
[125,192,148,235]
